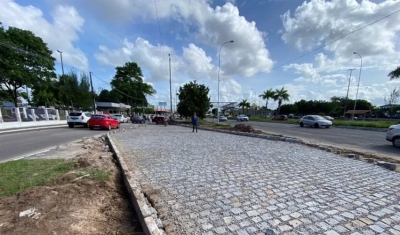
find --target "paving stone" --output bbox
[324,230,340,235]
[112,125,400,234]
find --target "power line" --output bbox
[234,8,400,82]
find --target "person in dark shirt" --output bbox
[192,112,198,133]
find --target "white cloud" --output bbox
[0,0,88,70]
[281,0,400,70]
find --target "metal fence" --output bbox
[0,107,69,123]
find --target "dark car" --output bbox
[154,116,166,125]
[131,115,145,124]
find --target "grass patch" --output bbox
[84,168,110,181]
[231,116,398,128]
[0,159,74,197]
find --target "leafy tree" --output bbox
[0,87,13,101]
[0,23,56,107]
[258,88,275,110]
[238,99,250,114]
[98,89,120,102]
[212,108,218,116]
[273,87,290,114]
[177,81,211,118]
[279,104,298,115]
[110,62,155,109]
[388,66,400,80]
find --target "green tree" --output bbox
[273,87,290,114]
[258,88,275,110]
[0,23,56,107]
[388,66,400,80]
[110,62,155,109]
[211,108,218,116]
[238,99,250,114]
[177,81,211,118]
[98,89,118,102]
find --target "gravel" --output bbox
[112,125,400,235]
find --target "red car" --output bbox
[88,114,120,130]
[154,116,166,125]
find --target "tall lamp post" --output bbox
[351,52,362,121]
[343,68,355,117]
[250,88,256,116]
[217,40,234,123]
[57,50,65,75]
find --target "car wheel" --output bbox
[314,123,319,128]
[326,126,330,128]
[89,126,94,130]
[108,125,111,130]
[393,137,400,148]
[68,123,74,128]
[117,123,120,129]
[83,123,88,128]
[300,122,304,127]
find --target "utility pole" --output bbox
[344,68,355,118]
[169,54,173,116]
[175,87,178,112]
[89,72,96,114]
[57,50,65,75]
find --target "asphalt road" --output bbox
[225,120,399,160]
[0,123,131,162]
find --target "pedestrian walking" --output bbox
[192,112,198,133]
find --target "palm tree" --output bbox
[238,99,250,114]
[258,88,275,110]
[388,66,400,80]
[273,87,290,115]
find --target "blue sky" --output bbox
[1,0,400,109]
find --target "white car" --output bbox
[386,124,400,148]
[237,114,249,121]
[299,115,332,128]
[67,112,92,128]
[113,114,129,123]
[219,115,228,121]
[323,116,334,121]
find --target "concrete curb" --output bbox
[106,125,166,235]
[176,124,398,172]
[0,124,66,134]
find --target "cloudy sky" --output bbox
[1,0,400,109]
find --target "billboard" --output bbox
[158,102,167,106]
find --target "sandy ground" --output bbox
[0,135,144,235]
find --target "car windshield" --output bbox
[69,112,82,116]
[91,115,106,119]
[114,114,122,117]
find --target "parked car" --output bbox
[154,116,166,125]
[113,114,129,123]
[272,115,287,121]
[237,114,249,121]
[67,112,92,128]
[219,115,228,122]
[299,115,332,128]
[323,116,334,121]
[386,124,400,148]
[88,114,120,130]
[132,115,145,124]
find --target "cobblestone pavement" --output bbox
[112,125,400,235]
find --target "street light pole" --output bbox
[57,50,64,75]
[169,54,172,116]
[351,52,363,121]
[217,40,234,123]
[344,68,355,118]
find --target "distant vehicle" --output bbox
[299,115,332,128]
[323,116,334,121]
[219,115,228,122]
[237,114,249,121]
[113,114,129,123]
[132,115,145,124]
[386,124,400,148]
[88,114,120,130]
[272,115,287,121]
[67,112,92,128]
[154,116,166,125]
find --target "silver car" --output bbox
[300,115,332,128]
[113,114,129,123]
[237,114,249,121]
[386,124,400,148]
[219,115,228,122]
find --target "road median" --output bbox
[0,120,67,133]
